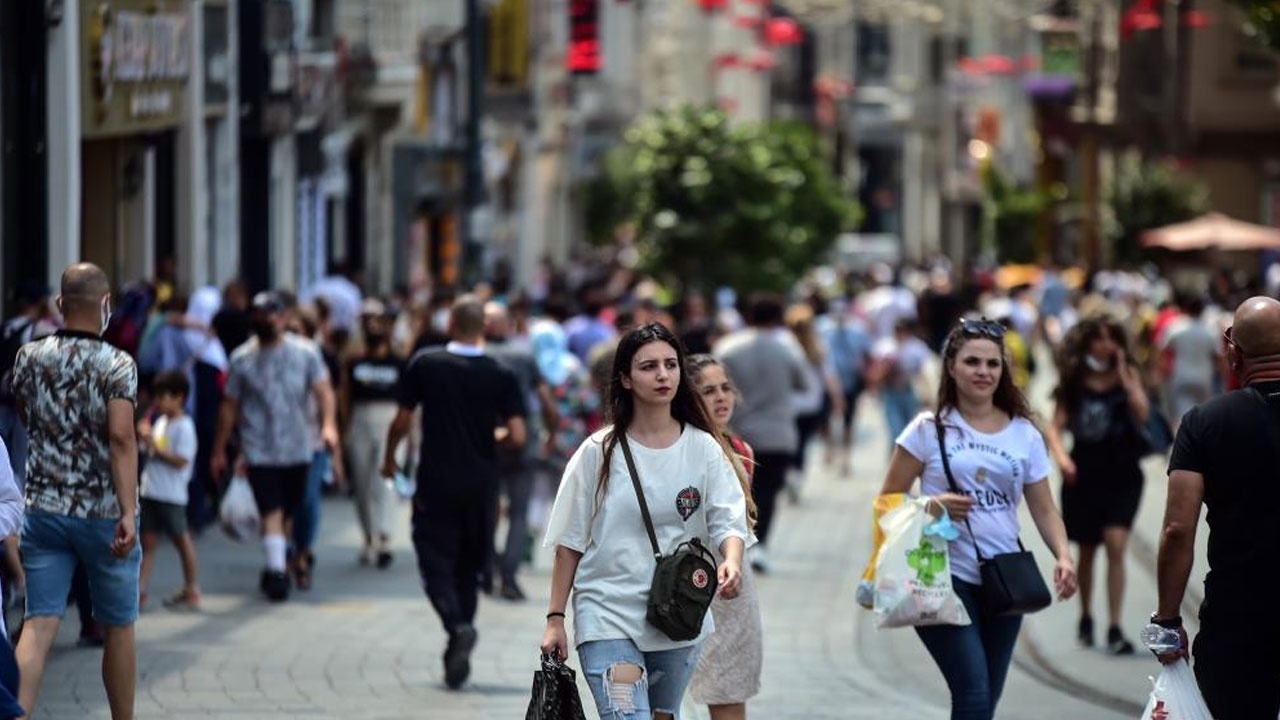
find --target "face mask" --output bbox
[100,298,112,336]
[253,320,278,342]
[1084,354,1111,373]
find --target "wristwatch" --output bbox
[1149,612,1183,629]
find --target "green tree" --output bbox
[981,164,1050,265]
[1235,0,1280,51]
[1105,151,1210,265]
[583,105,860,293]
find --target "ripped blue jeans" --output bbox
[578,639,701,719]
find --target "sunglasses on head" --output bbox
[958,317,1006,340]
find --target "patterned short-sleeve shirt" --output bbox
[224,334,328,467]
[12,331,138,519]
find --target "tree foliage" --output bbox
[1235,0,1280,51]
[583,105,861,293]
[1106,151,1210,265]
[981,164,1051,265]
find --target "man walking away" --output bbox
[714,293,811,573]
[484,302,558,601]
[211,292,338,601]
[383,296,526,690]
[1153,295,1280,719]
[11,263,140,720]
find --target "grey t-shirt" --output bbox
[226,334,328,467]
[713,328,811,454]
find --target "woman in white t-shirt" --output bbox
[540,323,750,720]
[878,318,1077,720]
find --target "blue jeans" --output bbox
[578,639,701,719]
[0,406,26,492]
[22,511,141,627]
[291,451,328,552]
[882,386,919,452]
[914,578,1022,720]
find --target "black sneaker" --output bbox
[1107,625,1135,655]
[1077,616,1094,648]
[499,581,526,602]
[443,624,478,690]
[262,570,291,602]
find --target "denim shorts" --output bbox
[578,639,701,719]
[22,511,141,627]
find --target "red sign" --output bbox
[567,0,601,74]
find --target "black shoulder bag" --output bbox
[618,434,719,641]
[935,418,1052,616]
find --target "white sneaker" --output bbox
[749,545,771,574]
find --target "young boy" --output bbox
[138,371,200,610]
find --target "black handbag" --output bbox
[525,654,588,720]
[935,418,1052,617]
[619,435,719,641]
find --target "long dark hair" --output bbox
[596,323,717,500]
[936,320,1034,422]
[1052,313,1134,415]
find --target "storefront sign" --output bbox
[82,1,190,138]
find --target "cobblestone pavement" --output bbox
[34,382,1172,719]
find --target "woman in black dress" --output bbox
[1044,314,1150,655]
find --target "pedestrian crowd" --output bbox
[0,251,1272,720]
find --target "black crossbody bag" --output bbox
[618,435,719,641]
[934,418,1051,616]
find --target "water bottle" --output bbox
[1140,623,1182,654]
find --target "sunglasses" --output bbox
[958,317,1007,341]
[1223,326,1247,356]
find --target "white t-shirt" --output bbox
[1160,316,1220,387]
[544,426,750,651]
[895,410,1051,584]
[141,415,198,505]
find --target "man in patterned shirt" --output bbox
[211,291,338,601]
[11,262,140,720]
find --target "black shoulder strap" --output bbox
[618,434,662,560]
[934,414,989,562]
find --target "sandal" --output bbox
[162,589,201,611]
[294,557,313,591]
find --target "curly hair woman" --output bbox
[1043,314,1150,655]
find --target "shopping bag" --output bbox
[218,475,261,542]
[856,493,907,609]
[872,497,971,629]
[525,654,588,720]
[1140,660,1213,720]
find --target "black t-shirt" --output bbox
[396,347,526,491]
[348,355,405,404]
[212,309,251,356]
[1168,380,1280,620]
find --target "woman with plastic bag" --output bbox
[877,318,1077,720]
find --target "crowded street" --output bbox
[27,355,1196,719]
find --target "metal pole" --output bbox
[463,0,486,286]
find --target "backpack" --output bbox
[0,319,33,404]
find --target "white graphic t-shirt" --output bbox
[141,414,198,505]
[896,410,1051,584]
[544,426,750,652]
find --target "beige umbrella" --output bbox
[1141,212,1280,251]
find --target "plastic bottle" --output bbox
[1140,623,1182,654]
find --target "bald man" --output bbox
[1152,296,1280,719]
[11,263,139,720]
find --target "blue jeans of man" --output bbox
[882,386,919,452]
[914,577,1023,720]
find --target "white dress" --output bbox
[689,561,763,705]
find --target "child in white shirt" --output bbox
[138,371,200,610]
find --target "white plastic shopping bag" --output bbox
[1140,660,1213,720]
[872,497,971,629]
[219,475,261,542]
